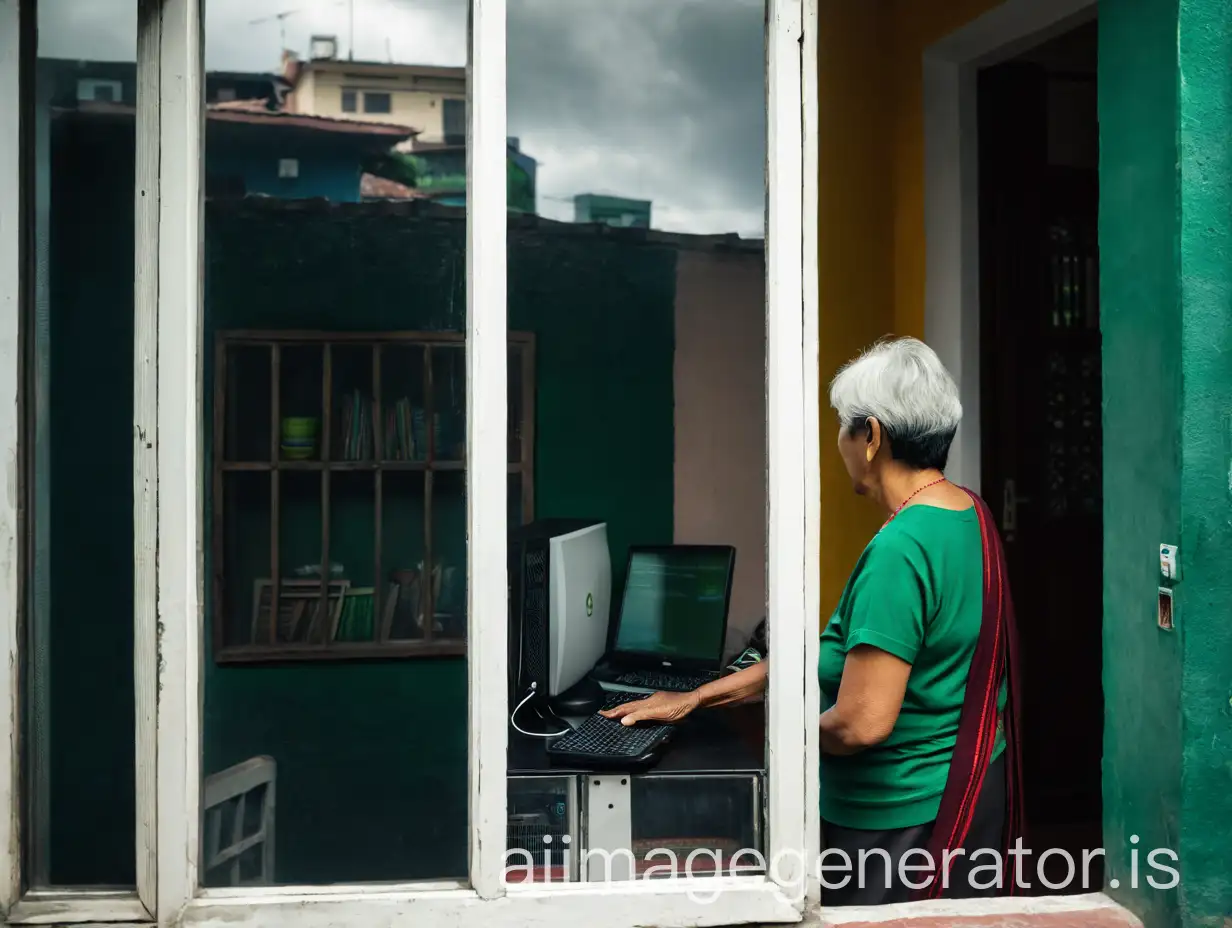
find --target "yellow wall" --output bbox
[816,0,1003,622]
[816,0,895,619]
[296,68,465,142]
[886,0,1006,337]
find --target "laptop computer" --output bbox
[588,544,736,694]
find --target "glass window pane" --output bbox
[203,0,471,885]
[504,0,767,886]
[631,775,762,877]
[29,0,139,889]
[506,776,577,884]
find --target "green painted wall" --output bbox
[1176,0,1232,921]
[1100,1,1184,924]
[203,201,677,882]
[1103,1,1232,925]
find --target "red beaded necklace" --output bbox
[882,476,948,529]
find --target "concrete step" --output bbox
[815,893,1143,928]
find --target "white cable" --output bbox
[510,683,571,738]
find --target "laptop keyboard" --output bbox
[613,669,717,692]
[546,692,673,762]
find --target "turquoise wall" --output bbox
[1176,0,1232,920]
[207,125,371,202]
[1100,2,1183,925]
[204,201,678,882]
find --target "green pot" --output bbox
[281,417,318,460]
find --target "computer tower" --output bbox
[508,518,608,704]
[507,775,579,883]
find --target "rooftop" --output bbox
[208,99,418,137]
[65,99,419,140]
[207,195,765,254]
[360,173,427,200]
[288,55,465,83]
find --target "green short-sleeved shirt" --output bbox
[818,504,1006,831]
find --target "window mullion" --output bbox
[0,0,23,908]
[466,0,508,902]
[134,0,162,914]
[155,0,204,920]
[765,0,808,909]
[800,0,822,907]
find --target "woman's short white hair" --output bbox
[828,337,962,469]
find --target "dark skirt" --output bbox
[820,753,1007,906]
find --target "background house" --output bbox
[204,102,416,202]
[574,194,653,229]
[40,58,289,110]
[387,140,537,213]
[282,36,466,147]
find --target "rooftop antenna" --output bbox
[249,8,301,55]
[349,0,355,60]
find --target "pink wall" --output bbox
[673,248,767,646]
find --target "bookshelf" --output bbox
[212,330,535,663]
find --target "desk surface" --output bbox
[509,705,767,776]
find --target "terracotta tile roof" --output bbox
[360,173,427,200]
[69,99,418,139]
[206,100,418,137]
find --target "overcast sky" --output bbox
[40,0,766,237]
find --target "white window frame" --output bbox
[0,0,160,922]
[0,1,21,917]
[0,0,820,923]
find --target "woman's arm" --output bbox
[601,660,769,726]
[819,645,911,755]
[697,659,768,708]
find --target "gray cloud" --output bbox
[39,0,765,236]
[38,0,138,60]
[508,0,765,235]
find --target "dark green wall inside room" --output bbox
[203,201,678,882]
[45,117,138,887]
[46,110,678,882]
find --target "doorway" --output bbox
[976,20,1103,892]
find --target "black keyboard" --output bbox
[601,690,651,711]
[613,669,717,692]
[546,692,674,768]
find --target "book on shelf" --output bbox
[382,398,443,461]
[384,397,420,461]
[336,390,379,461]
[333,587,376,642]
[334,392,450,463]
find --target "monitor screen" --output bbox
[612,547,733,662]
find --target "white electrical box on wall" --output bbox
[1160,544,1180,581]
[278,158,299,179]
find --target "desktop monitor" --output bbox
[610,545,736,670]
[508,519,612,701]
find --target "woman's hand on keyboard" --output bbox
[600,690,701,727]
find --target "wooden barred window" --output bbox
[211,330,535,662]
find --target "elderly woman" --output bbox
[602,337,1023,905]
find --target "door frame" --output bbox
[921,0,1097,493]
